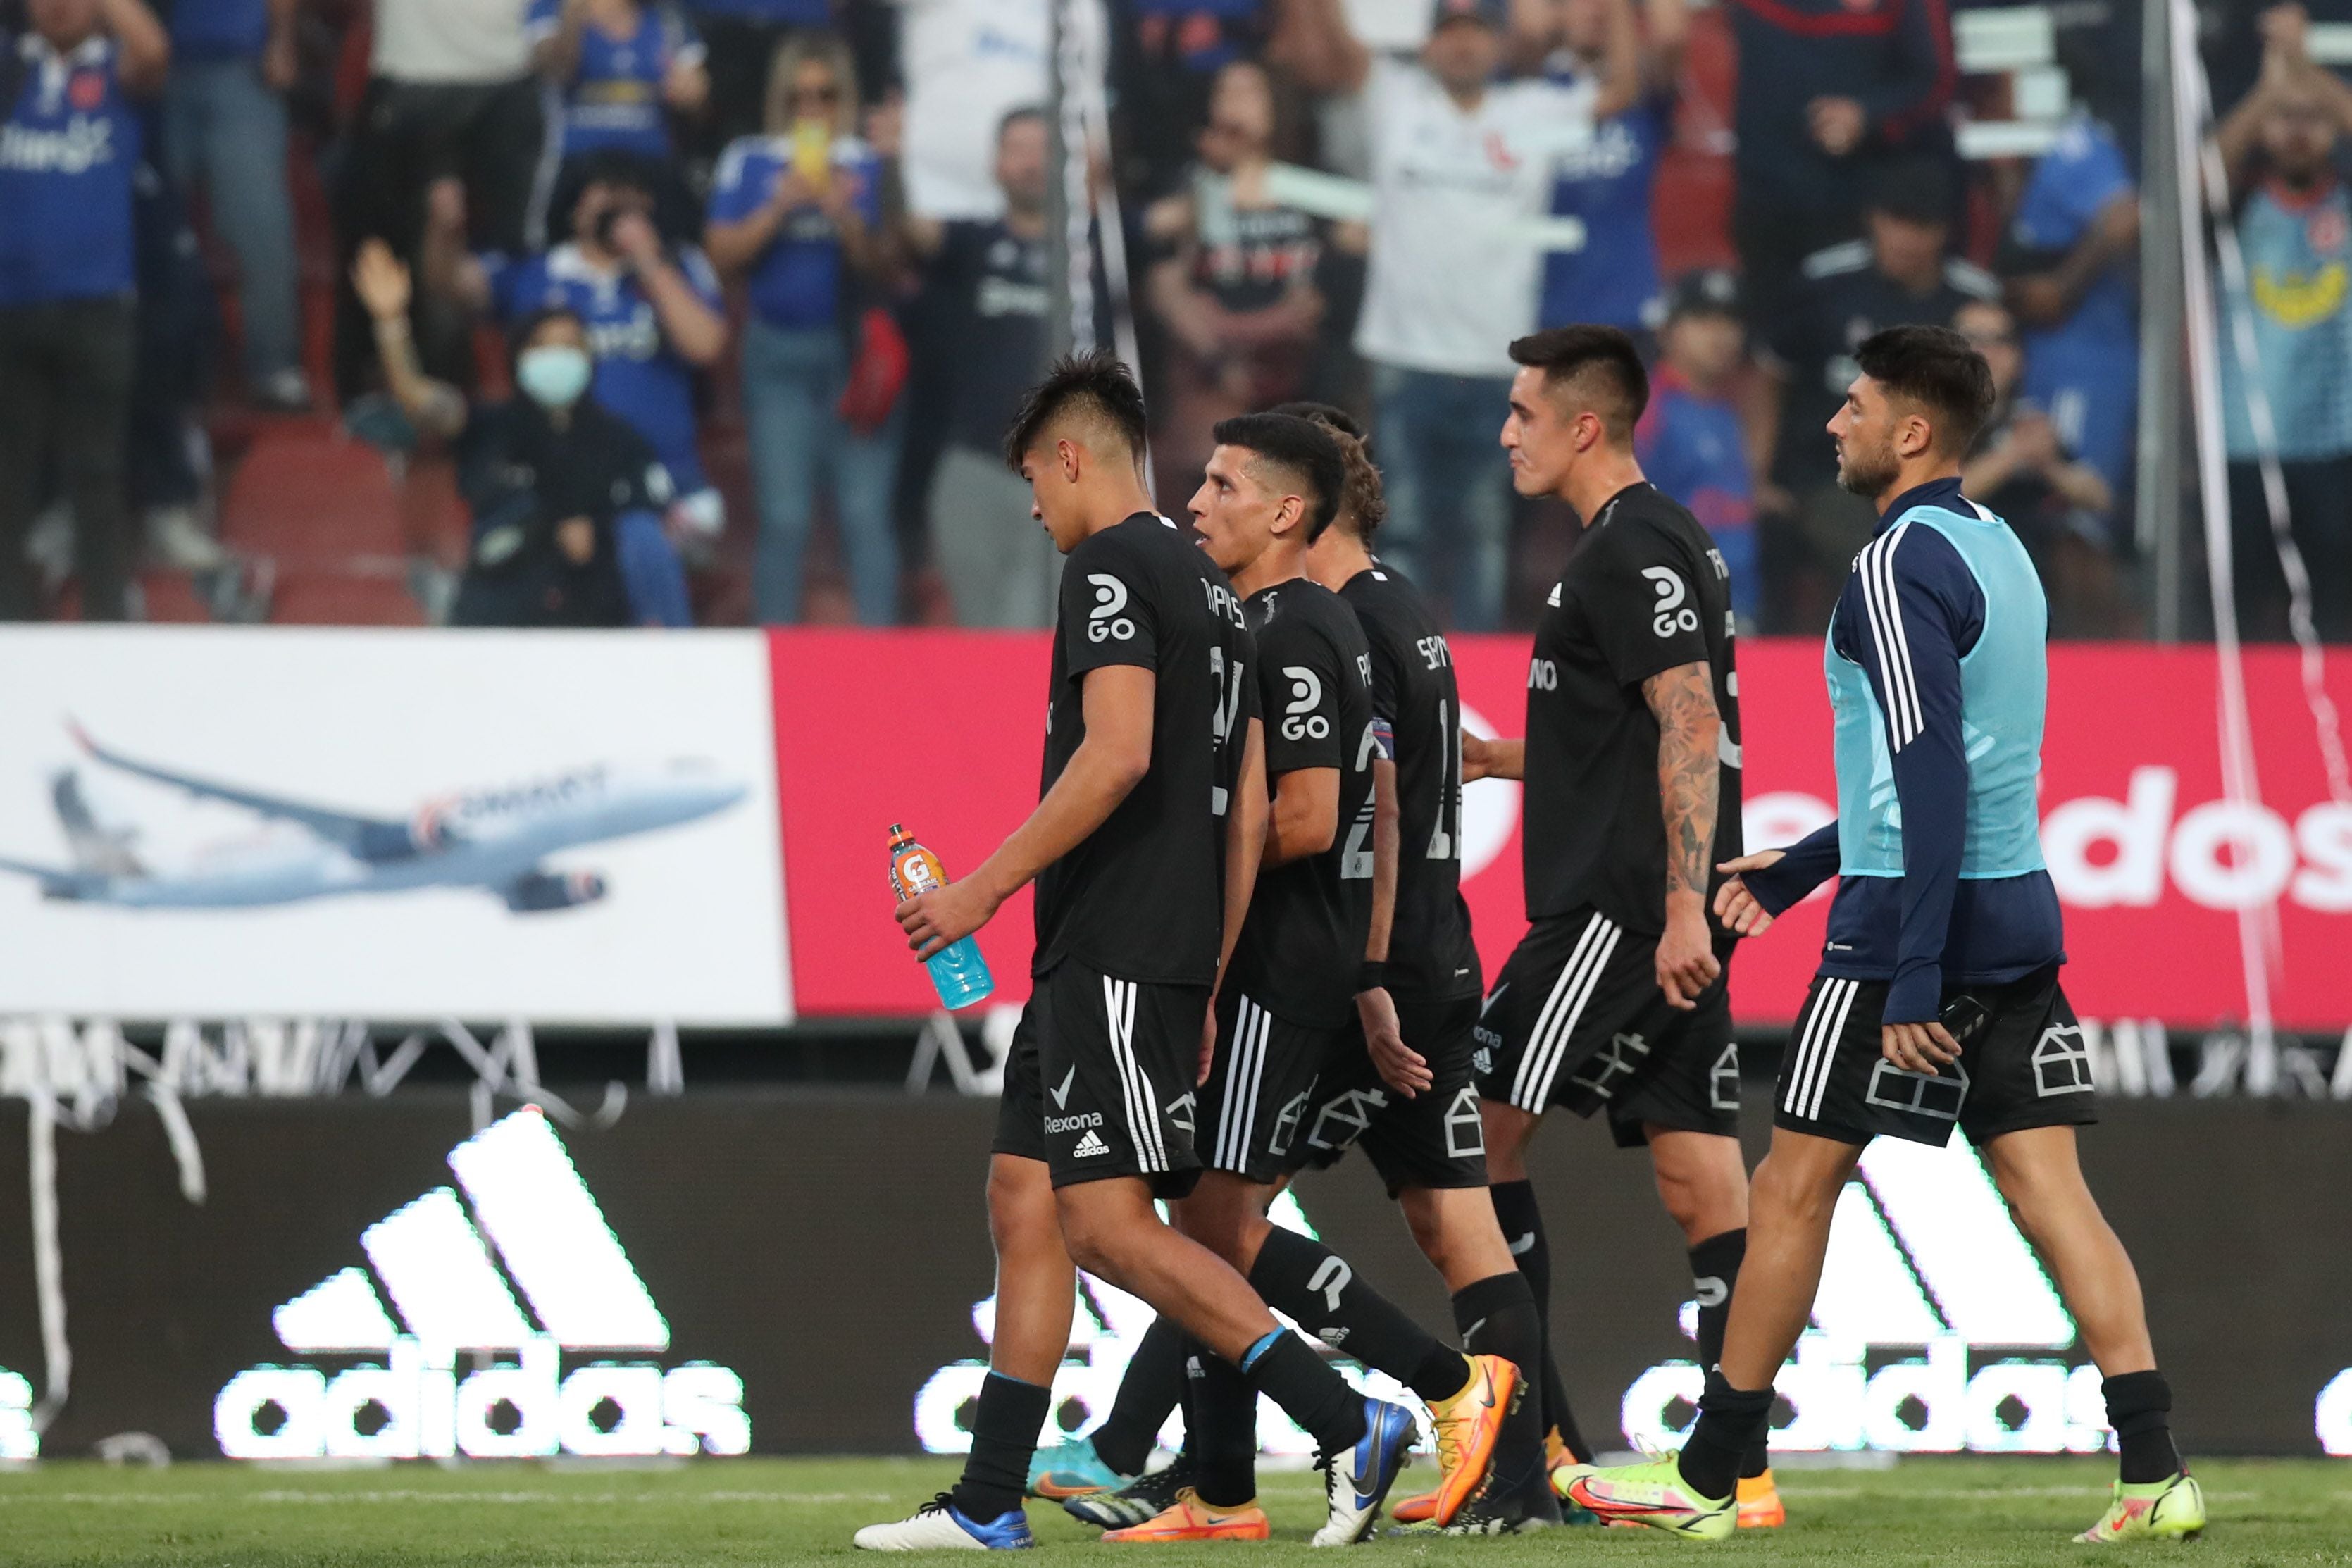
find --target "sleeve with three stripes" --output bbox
[1846,521,1983,1024]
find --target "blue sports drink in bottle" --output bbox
[888,823,995,1009]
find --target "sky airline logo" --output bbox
[215,1109,747,1460]
[1622,1137,2110,1455]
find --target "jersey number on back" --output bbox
[1209,646,1245,817]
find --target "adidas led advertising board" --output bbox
[214,1112,748,1460]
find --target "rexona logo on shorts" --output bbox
[215,1109,747,1460]
[1622,1137,2113,1455]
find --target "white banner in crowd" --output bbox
[0,629,790,1024]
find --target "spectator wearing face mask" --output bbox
[706,34,897,624]
[0,0,169,623]
[353,239,691,626]
[426,150,730,554]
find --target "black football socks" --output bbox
[1249,1226,1469,1405]
[1240,1328,1368,1458]
[2104,1370,2183,1483]
[1688,1227,1767,1479]
[1092,1316,1186,1477]
[1677,1369,1774,1502]
[1189,1339,1262,1508]
[951,1370,1050,1521]
[1452,1269,1559,1519]
[1490,1176,1592,1462]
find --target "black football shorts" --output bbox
[1774,962,2097,1147]
[1475,905,1741,1148]
[993,958,1209,1197]
[1290,993,1490,1195]
[1197,987,1334,1184]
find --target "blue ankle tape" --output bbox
[1239,1330,1285,1373]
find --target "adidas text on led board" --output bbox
[214,1110,748,1460]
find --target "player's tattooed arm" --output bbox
[1643,659,1724,1008]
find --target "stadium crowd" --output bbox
[0,0,2343,637]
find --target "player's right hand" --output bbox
[1712,850,1786,937]
[1197,1000,1219,1087]
[1460,730,1493,782]
[1357,986,1430,1098]
[1656,897,1720,1011]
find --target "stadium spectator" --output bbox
[161,0,309,410]
[428,151,730,555]
[902,106,1062,626]
[525,0,710,220]
[2214,1,2352,642]
[1519,0,1679,342]
[892,0,1045,221]
[1956,298,2121,636]
[129,113,234,577]
[0,0,169,623]
[353,239,692,626]
[1754,158,1994,629]
[1998,108,2140,497]
[1277,0,1624,630]
[330,0,548,403]
[706,35,900,624]
[685,0,829,151]
[1143,59,1324,506]
[1722,0,1955,332]
[1112,0,1274,199]
[1636,268,1757,626]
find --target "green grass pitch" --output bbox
[1,1456,2347,1565]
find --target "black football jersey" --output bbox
[1339,563,1482,1002]
[1225,577,1379,1028]
[1522,482,1743,935]
[1033,513,1255,985]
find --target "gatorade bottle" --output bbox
[888,824,995,1010]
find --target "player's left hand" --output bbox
[1357,986,1429,1098]
[1656,898,1720,1011]
[896,878,996,961]
[1198,1000,1219,1086]
[1881,1020,1962,1074]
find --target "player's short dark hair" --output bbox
[1269,400,1369,450]
[1853,324,1996,455]
[1270,402,1385,542]
[1212,412,1345,541]
[1507,324,1650,444]
[997,104,1045,142]
[1001,350,1150,471]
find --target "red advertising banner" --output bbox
[772,633,2352,1028]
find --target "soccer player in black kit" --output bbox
[856,358,1418,1551]
[1462,325,1784,1528]
[1072,412,1510,1545]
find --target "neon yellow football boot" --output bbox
[2077,1471,2206,1543]
[1564,1455,1733,1541]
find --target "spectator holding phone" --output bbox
[706,34,898,624]
[426,151,730,552]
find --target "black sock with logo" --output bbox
[1190,1343,1260,1508]
[1092,1317,1186,1478]
[1678,1370,1774,1502]
[1241,1330,1367,1457]
[1687,1228,1767,1479]
[1249,1227,1468,1405]
[1453,1269,1558,1519]
[1489,1177,1591,1462]
[951,1371,1050,1522]
[2105,1370,2183,1483]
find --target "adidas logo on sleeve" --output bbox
[1071,1128,1112,1158]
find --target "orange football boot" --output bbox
[1100,1488,1270,1543]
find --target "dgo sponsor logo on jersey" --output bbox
[1086,575,1135,642]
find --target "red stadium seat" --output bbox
[220,425,404,562]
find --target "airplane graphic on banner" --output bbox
[216,1109,747,1459]
[0,726,744,913]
